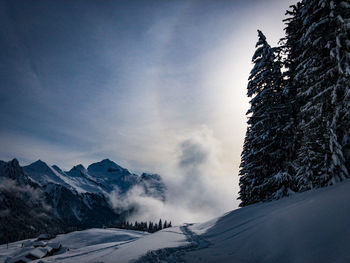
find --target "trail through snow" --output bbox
[136,224,210,263]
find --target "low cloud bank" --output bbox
[0,178,51,218]
[110,126,234,225]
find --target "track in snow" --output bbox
[136,224,210,263]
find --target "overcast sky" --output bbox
[0,0,294,215]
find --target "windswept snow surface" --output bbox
[1,180,350,263]
[182,179,350,263]
[0,229,146,263]
[0,227,188,263]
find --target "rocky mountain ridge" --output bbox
[0,158,166,245]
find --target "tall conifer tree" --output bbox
[239,31,294,206]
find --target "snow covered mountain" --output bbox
[84,159,138,193]
[0,158,166,245]
[2,178,350,263]
[22,158,165,197]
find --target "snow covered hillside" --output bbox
[0,227,187,263]
[181,179,350,263]
[2,179,350,263]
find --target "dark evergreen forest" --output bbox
[239,0,350,206]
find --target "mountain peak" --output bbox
[100,158,114,164]
[68,164,86,173]
[33,159,46,165]
[27,159,50,169]
[75,164,86,170]
[65,164,87,178]
[89,159,120,168]
[87,159,131,177]
[10,158,20,167]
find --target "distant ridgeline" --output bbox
[0,158,166,244]
[239,0,350,206]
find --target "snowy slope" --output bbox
[183,179,350,263]
[137,180,350,263]
[58,164,106,194]
[23,160,74,190]
[0,228,149,263]
[2,179,349,263]
[0,227,188,263]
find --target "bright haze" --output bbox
[0,0,294,223]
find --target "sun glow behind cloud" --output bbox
[0,0,295,223]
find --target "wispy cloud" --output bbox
[1,0,294,221]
